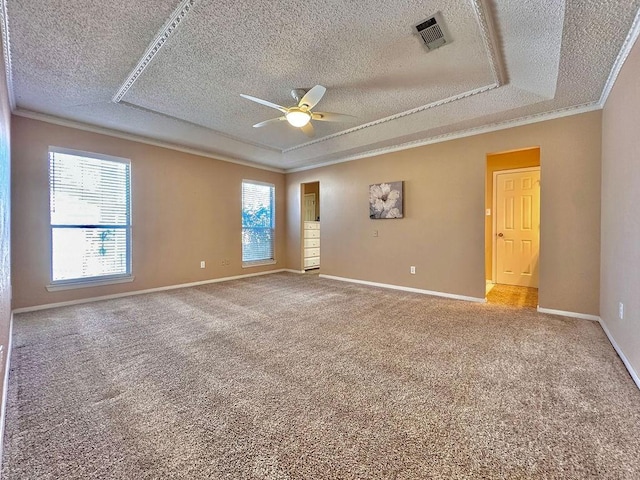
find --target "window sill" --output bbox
[242,260,276,269]
[46,275,135,292]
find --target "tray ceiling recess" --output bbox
[2,0,640,171]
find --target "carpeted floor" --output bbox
[486,284,539,309]
[3,273,640,479]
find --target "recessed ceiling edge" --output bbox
[0,0,16,110]
[112,0,197,103]
[283,0,505,153]
[598,4,640,106]
[284,102,602,173]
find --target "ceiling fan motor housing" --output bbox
[291,88,309,104]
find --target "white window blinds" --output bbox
[241,181,275,265]
[49,149,131,282]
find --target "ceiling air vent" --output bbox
[415,12,450,51]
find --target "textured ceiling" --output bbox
[3,0,640,170]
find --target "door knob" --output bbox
[498,233,504,237]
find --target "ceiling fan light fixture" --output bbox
[285,109,311,127]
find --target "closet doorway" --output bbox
[301,182,320,271]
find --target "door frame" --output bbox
[492,166,541,284]
[300,182,320,271]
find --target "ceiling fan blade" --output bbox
[300,122,315,137]
[312,112,357,122]
[299,85,326,110]
[240,94,287,113]
[253,117,286,128]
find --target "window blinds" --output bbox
[49,150,131,282]
[241,181,275,264]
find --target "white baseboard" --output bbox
[598,319,640,391]
[12,269,290,313]
[536,306,600,322]
[536,307,639,391]
[319,274,486,303]
[283,269,305,274]
[0,313,14,463]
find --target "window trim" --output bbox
[46,275,134,292]
[48,146,133,289]
[241,179,276,268]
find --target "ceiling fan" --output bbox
[240,85,355,137]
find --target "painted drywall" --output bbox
[287,111,602,315]
[485,148,540,280]
[601,37,640,377]
[11,116,286,309]
[0,37,12,439]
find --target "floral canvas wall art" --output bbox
[369,181,403,219]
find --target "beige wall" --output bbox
[287,111,602,314]
[601,38,640,376]
[485,148,541,280]
[8,96,605,319]
[0,37,12,432]
[11,116,286,309]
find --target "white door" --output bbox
[495,168,540,287]
[304,194,316,221]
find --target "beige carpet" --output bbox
[3,273,640,479]
[486,284,539,309]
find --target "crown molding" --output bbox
[472,0,507,86]
[16,102,601,176]
[118,100,282,154]
[285,102,601,173]
[284,83,499,153]
[13,109,285,173]
[0,0,15,110]
[598,4,640,107]
[112,0,197,103]
[283,0,505,153]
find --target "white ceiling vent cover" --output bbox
[415,12,451,51]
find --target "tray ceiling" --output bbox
[2,0,640,171]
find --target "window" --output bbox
[242,180,275,266]
[49,148,131,286]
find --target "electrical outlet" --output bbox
[619,302,624,320]
[410,266,416,274]
[200,261,206,269]
[221,259,230,266]
[373,230,378,237]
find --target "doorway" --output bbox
[301,182,320,271]
[485,148,540,307]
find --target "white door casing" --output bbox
[493,167,540,287]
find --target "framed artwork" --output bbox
[369,181,403,219]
